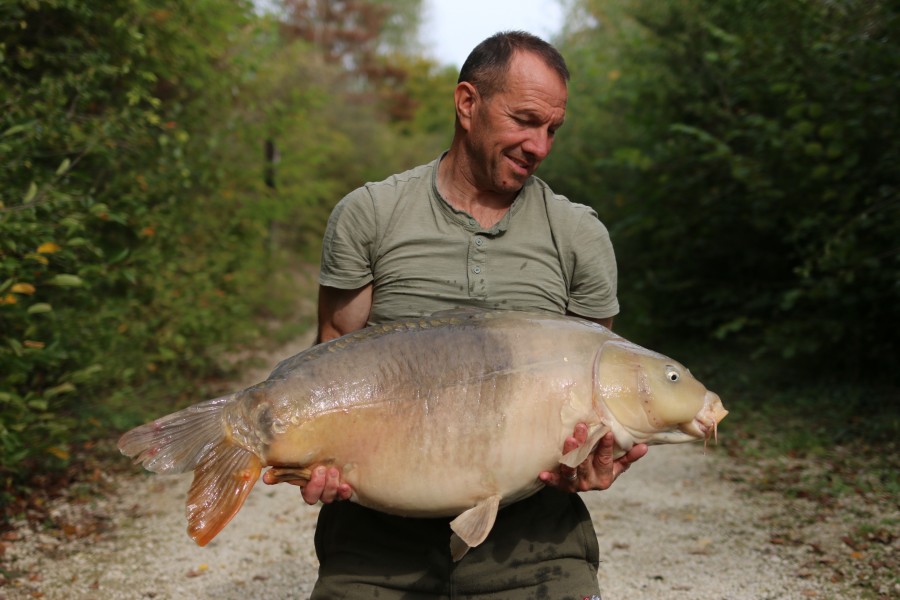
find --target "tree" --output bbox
[544,0,899,379]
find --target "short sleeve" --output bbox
[566,212,619,319]
[319,188,377,290]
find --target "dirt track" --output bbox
[0,328,879,600]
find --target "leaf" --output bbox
[70,364,103,383]
[56,158,71,176]
[6,338,24,356]
[27,399,48,411]
[11,283,36,295]
[46,274,83,287]
[47,446,70,461]
[27,303,53,314]
[45,382,76,398]
[25,253,49,265]
[37,242,62,254]
[3,122,35,137]
[23,182,38,203]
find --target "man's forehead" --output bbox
[497,54,566,99]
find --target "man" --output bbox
[267,31,647,599]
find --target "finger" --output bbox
[559,436,582,483]
[539,470,577,491]
[628,443,649,461]
[319,467,342,503]
[573,422,589,445]
[561,435,580,455]
[592,432,616,468]
[336,482,353,501]
[301,466,327,505]
[613,443,649,477]
[538,471,559,487]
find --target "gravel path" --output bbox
[0,330,858,600]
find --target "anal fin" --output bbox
[186,440,262,546]
[449,494,502,561]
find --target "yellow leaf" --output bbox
[11,283,36,295]
[608,69,622,81]
[24,340,45,349]
[1,294,17,305]
[37,242,62,254]
[47,446,70,461]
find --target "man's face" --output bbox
[465,51,568,195]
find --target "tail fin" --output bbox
[118,396,234,474]
[118,395,262,546]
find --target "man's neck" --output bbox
[438,150,518,229]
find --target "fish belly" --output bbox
[265,375,592,517]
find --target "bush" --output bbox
[0,0,277,485]
[0,0,457,494]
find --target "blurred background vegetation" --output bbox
[1,0,897,515]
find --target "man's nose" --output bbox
[523,128,553,160]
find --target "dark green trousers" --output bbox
[310,488,601,600]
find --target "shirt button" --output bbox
[473,266,481,274]
[475,238,483,246]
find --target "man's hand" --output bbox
[262,465,353,505]
[539,424,648,492]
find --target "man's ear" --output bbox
[454,81,479,131]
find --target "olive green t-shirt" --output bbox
[319,154,619,325]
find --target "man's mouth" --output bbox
[507,155,531,175]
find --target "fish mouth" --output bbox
[681,391,728,444]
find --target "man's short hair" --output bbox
[458,31,570,99]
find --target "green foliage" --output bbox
[0,0,449,493]
[546,0,899,379]
[0,0,276,484]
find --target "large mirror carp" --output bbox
[119,310,727,559]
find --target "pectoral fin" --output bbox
[560,423,610,468]
[448,494,502,561]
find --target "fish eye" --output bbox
[665,366,680,382]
